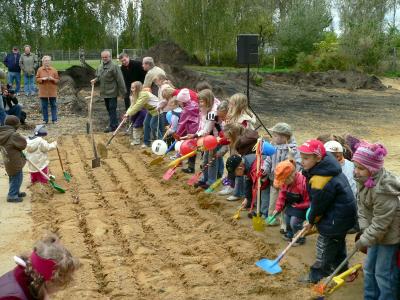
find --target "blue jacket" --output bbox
[303,153,356,236]
[3,53,21,73]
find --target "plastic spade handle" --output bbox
[276,227,308,263]
[167,150,197,168]
[322,248,358,287]
[165,141,176,155]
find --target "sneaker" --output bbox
[18,192,27,198]
[141,144,150,148]
[182,167,195,174]
[218,185,234,195]
[52,120,58,124]
[282,233,292,242]
[227,195,241,201]
[293,237,306,247]
[199,183,209,189]
[7,198,23,203]
[130,141,140,146]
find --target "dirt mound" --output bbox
[61,64,96,88]
[265,70,386,90]
[144,41,200,66]
[58,74,87,114]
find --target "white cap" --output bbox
[324,141,343,153]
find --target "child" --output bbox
[272,160,310,246]
[352,142,400,300]
[186,89,220,187]
[163,88,199,173]
[127,82,147,146]
[298,139,357,284]
[0,233,79,299]
[25,125,57,184]
[262,122,301,227]
[226,93,256,129]
[324,140,357,197]
[0,115,27,202]
[124,81,162,148]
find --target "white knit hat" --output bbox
[176,88,191,103]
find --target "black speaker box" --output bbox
[237,34,259,65]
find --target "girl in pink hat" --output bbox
[0,234,79,300]
[353,141,400,300]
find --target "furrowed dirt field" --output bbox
[1,71,399,299]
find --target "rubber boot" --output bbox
[131,127,143,146]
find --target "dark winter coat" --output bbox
[3,53,21,73]
[120,60,147,97]
[2,95,18,110]
[303,152,357,236]
[0,125,27,176]
[95,60,126,98]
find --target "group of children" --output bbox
[0,73,399,299]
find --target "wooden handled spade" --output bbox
[56,147,72,182]
[97,117,127,159]
[87,82,100,168]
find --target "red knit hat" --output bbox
[298,139,326,158]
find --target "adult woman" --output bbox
[36,56,59,124]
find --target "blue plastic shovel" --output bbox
[256,227,307,275]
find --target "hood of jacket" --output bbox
[308,152,342,177]
[367,168,400,196]
[0,126,15,145]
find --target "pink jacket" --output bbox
[175,100,199,137]
[275,172,310,212]
[196,98,220,137]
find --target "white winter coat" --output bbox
[25,137,57,172]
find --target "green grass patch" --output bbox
[383,70,400,78]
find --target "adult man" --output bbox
[3,47,21,95]
[119,53,147,110]
[142,57,166,96]
[19,45,38,96]
[2,87,24,124]
[91,50,126,132]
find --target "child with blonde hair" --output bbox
[25,125,57,184]
[226,93,256,129]
[124,81,162,148]
[127,81,147,145]
[0,233,79,299]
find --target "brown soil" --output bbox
[1,67,399,299]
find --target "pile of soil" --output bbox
[58,74,87,114]
[265,70,386,91]
[144,41,200,66]
[61,63,96,88]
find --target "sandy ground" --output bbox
[0,76,399,299]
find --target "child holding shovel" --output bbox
[352,141,400,300]
[0,233,79,299]
[0,115,27,202]
[25,125,57,184]
[272,159,310,246]
[298,139,357,284]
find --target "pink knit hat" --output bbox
[176,88,191,103]
[353,141,387,188]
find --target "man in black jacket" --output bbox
[2,86,25,124]
[3,47,21,95]
[119,53,147,110]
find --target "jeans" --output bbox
[260,184,270,216]
[309,234,347,283]
[143,113,163,146]
[8,72,21,93]
[6,104,22,120]
[40,98,57,123]
[0,95,6,125]
[104,97,118,130]
[233,176,245,197]
[201,150,220,185]
[364,244,399,300]
[285,214,304,238]
[217,156,224,178]
[24,73,36,95]
[8,170,23,200]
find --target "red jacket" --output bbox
[275,172,310,212]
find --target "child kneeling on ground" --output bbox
[352,142,400,300]
[272,159,310,246]
[0,233,79,299]
[0,115,27,202]
[298,139,357,284]
[25,125,57,184]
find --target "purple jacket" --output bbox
[176,101,199,137]
[0,269,28,300]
